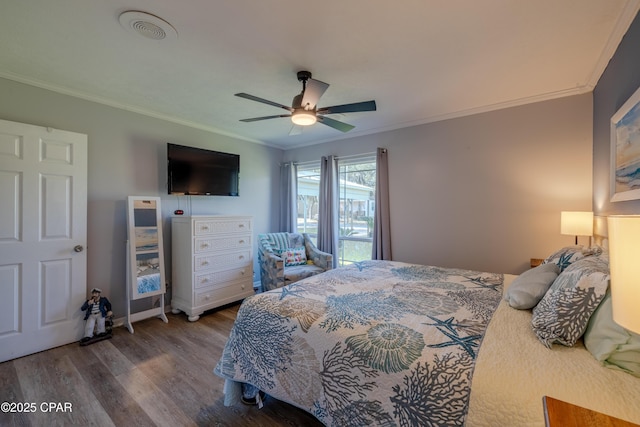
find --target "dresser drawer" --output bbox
[196,281,252,306]
[194,218,251,236]
[194,234,251,254]
[194,266,251,289]
[194,249,251,272]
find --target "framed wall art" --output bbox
[611,85,640,202]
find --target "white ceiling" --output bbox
[1,1,639,150]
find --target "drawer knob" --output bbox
[201,278,208,283]
[239,239,245,244]
[201,243,209,248]
[239,255,244,260]
[239,224,244,228]
[202,261,209,266]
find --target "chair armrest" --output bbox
[264,251,284,270]
[259,249,285,291]
[303,234,333,271]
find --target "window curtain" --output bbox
[372,147,392,260]
[317,155,339,268]
[279,161,297,233]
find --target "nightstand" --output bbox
[530,258,544,268]
[543,396,640,427]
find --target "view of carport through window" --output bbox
[297,157,376,266]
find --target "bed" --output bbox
[214,255,640,426]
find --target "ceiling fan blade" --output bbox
[235,93,293,112]
[317,116,355,132]
[240,114,291,122]
[318,100,377,115]
[301,78,329,109]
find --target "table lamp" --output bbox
[608,215,640,334]
[560,211,593,246]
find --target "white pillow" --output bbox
[504,263,560,310]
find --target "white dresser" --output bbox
[171,215,254,321]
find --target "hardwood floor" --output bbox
[0,303,324,427]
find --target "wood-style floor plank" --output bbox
[70,341,158,426]
[0,360,31,427]
[13,347,115,427]
[0,303,323,427]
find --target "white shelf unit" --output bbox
[171,215,254,321]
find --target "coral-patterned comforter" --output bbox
[214,260,503,426]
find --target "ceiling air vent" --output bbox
[118,11,177,41]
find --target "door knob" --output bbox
[74,245,84,253]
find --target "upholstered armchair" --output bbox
[258,232,333,291]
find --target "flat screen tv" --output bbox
[167,143,240,196]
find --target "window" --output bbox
[338,157,376,266]
[295,156,376,266]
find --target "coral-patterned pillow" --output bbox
[542,246,591,272]
[532,256,609,348]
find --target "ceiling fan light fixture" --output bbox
[236,71,376,133]
[291,110,317,126]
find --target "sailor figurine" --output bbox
[80,288,112,344]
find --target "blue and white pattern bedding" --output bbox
[214,260,503,426]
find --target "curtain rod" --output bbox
[336,151,377,160]
[290,160,319,167]
[287,151,379,167]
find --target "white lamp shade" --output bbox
[608,215,640,334]
[560,211,593,237]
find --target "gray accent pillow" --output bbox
[532,256,609,348]
[504,263,560,309]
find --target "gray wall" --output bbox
[7,7,638,317]
[593,11,640,216]
[285,94,594,274]
[0,77,283,318]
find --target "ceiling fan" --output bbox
[235,71,376,133]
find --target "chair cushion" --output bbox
[284,264,325,285]
[288,233,305,248]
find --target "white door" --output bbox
[0,119,87,362]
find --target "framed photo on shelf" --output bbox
[611,85,640,202]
